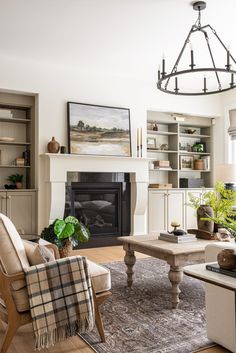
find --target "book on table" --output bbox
[159,232,196,243]
[206,263,236,278]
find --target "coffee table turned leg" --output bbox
[168,266,183,309]
[124,249,136,288]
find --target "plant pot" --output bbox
[15,182,23,189]
[197,205,214,233]
[217,248,236,270]
[59,239,72,258]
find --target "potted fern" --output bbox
[41,216,90,257]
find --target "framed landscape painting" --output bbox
[67,102,131,157]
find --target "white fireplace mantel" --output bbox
[42,153,149,235]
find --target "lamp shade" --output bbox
[216,164,236,183]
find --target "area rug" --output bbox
[82,258,214,353]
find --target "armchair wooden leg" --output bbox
[94,304,106,343]
[0,322,18,353]
[92,289,112,343]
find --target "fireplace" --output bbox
[42,154,149,238]
[64,172,130,247]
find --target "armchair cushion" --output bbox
[0,213,29,290]
[23,240,55,265]
[87,259,111,293]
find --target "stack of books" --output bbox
[153,160,172,170]
[159,232,197,243]
[0,109,13,119]
[206,263,236,278]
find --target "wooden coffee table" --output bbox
[118,235,217,309]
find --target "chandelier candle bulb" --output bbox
[162,58,165,76]
[203,76,207,92]
[190,49,195,69]
[227,49,230,69]
[175,77,179,93]
[231,73,234,87]
[158,69,161,80]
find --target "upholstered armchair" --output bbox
[0,212,112,353]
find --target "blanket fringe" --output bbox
[34,316,95,350]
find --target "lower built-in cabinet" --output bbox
[0,190,36,234]
[148,188,212,234]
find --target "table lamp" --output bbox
[216,164,236,190]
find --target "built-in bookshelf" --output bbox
[147,111,214,188]
[0,93,36,189]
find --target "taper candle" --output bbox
[137,128,140,147]
[140,128,142,146]
[227,49,230,68]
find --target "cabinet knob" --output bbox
[6,196,11,200]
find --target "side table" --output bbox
[184,262,236,353]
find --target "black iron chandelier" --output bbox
[157,1,236,95]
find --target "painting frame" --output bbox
[67,102,132,157]
[180,155,194,170]
[147,137,156,149]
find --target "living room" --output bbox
[0,0,236,352]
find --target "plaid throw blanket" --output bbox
[24,256,95,350]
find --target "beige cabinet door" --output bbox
[148,190,167,235]
[167,190,185,231]
[0,192,7,215]
[6,191,36,234]
[185,189,202,230]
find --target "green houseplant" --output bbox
[8,173,23,189]
[188,181,236,232]
[41,215,90,257]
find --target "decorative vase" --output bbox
[217,248,236,270]
[59,240,72,258]
[47,137,60,153]
[15,182,23,189]
[197,205,214,233]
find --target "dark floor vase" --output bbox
[197,205,214,233]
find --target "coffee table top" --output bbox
[118,235,220,255]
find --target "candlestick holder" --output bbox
[137,145,140,158]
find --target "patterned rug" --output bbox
[82,258,214,353]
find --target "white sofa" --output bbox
[205,242,236,352]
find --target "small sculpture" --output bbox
[170,221,186,236]
[152,123,158,131]
[160,143,168,150]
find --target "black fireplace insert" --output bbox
[64,173,130,248]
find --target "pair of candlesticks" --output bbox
[137,127,143,158]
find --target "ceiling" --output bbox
[0,0,235,81]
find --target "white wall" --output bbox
[0,0,228,230]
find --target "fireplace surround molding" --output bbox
[42,153,149,235]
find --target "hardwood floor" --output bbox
[0,246,229,353]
